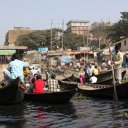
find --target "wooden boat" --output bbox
[78,81,128,99]
[94,69,126,85]
[0,77,25,104]
[59,80,78,88]
[24,81,76,104]
[62,70,126,85]
[62,70,112,83]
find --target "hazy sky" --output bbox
[0,0,128,43]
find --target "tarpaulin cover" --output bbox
[59,57,73,63]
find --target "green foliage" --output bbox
[63,32,84,50]
[15,28,85,50]
[108,12,128,42]
[90,22,111,48]
[15,29,58,50]
[78,94,86,99]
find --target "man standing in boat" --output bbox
[112,44,123,84]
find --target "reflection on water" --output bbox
[0,95,128,128]
[24,101,77,128]
[0,103,26,128]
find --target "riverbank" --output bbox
[1,64,128,81]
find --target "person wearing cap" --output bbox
[3,53,29,83]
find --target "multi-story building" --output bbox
[4,27,34,46]
[66,20,90,37]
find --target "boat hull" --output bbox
[0,78,24,104]
[78,82,128,99]
[24,81,76,104]
[24,89,76,104]
[62,70,112,84]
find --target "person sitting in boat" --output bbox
[93,65,99,75]
[79,74,85,85]
[33,75,45,93]
[30,66,37,78]
[24,68,31,92]
[89,74,98,83]
[47,74,60,92]
[3,54,29,85]
[112,44,123,84]
[85,64,93,77]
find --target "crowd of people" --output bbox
[79,43,124,85]
[2,53,60,94]
[1,43,125,92]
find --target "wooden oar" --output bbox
[108,42,118,102]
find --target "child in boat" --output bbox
[33,75,45,93]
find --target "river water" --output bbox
[0,94,128,128]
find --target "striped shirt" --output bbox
[47,79,59,92]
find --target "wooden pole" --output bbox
[108,42,118,102]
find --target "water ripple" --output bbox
[0,95,128,127]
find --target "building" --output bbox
[66,20,90,37]
[115,36,128,51]
[0,45,27,64]
[4,27,34,46]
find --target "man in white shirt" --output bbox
[89,75,98,83]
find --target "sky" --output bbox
[0,0,128,44]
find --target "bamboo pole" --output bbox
[108,42,118,102]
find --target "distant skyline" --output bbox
[0,0,128,44]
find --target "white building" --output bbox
[115,37,128,51]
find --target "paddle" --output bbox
[108,42,118,102]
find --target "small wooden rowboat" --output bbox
[0,77,25,104]
[24,81,76,104]
[78,81,128,99]
[62,70,126,85]
[59,80,78,88]
[62,70,112,83]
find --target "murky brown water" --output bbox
[0,94,128,128]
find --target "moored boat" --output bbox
[24,81,76,104]
[78,81,128,99]
[0,77,25,104]
[62,70,112,83]
[59,80,78,88]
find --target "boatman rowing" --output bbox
[112,44,123,84]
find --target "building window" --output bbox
[124,40,126,46]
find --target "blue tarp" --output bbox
[38,47,48,52]
[60,57,73,63]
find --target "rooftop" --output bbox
[67,20,89,25]
[0,45,28,50]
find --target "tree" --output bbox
[15,28,85,50]
[15,29,59,50]
[90,22,111,49]
[108,12,128,42]
[62,32,84,50]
